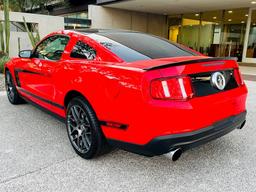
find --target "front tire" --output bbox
[5,70,25,104]
[66,96,109,159]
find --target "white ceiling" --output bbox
[104,0,256,15]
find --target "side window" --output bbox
[33,35,69,61]
[70,41,96,60]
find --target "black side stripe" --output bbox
[17,87,65,110]
[14,68,44,76]
[14,68,45,87]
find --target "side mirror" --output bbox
[19,50,32,58]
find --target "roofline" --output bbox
[96,0,124,6]
[72,28,141,34]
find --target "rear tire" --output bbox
[5,70,25,105]
[66,96,110,159]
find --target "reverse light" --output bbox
[151,76,194,100]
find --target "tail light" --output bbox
[151,76,194,100]
[234,68,244,86]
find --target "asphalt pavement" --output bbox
[0,74,4,91]
[0,81,255,192]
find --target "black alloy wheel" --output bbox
[66,96,110,159]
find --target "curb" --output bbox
[242,74,256,81]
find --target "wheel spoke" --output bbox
[81,134,90,150]
[84,134,91,146]
[76,135,80,147]
[6,75,11,85]
[84,116,90,125]
[85,131,91,135]
[71,128,77,135]
[68,120,76,129]
[71,107,79,123]
[81,123,90,129]
[74,106,81,120]
[9,90,14,100]
[72,134,78,141]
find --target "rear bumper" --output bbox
[108,111,246,157]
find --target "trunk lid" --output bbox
[140,55,243,100]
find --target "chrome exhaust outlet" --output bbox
[170,148,182,161]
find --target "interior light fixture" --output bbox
[251,1,256,4]
[241,21,245,23]
[195,13,200,17]
[213,16,217,19]
[245,14,249,17]
[228,19,232,22]
[228,10,233,14]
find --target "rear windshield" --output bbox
[87,32,197,62]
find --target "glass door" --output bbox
[219,9,248,61]
[244,9,256,63]
[179,13,201,51]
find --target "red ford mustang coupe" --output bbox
[4,29,247,161]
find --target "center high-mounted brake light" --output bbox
[150,76,194,100]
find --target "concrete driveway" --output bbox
[0,81,255,192]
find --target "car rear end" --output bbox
[85,31,247,157]
[133,57,247,156]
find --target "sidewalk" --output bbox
[239,66,256,81]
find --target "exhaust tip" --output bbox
[238,120,246,129]
[170,148,182,161]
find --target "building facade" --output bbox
[33,0,256,64]
[0,11,64,57]
[95,0,256,64]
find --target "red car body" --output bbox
[5,30,247,158]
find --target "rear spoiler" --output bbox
[144,57,238,71]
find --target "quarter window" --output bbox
[70,41,96,60]
[33,35,69,61]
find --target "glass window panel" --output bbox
[246,10,256,58]
[220,8,248,61]
[70,41,96,60]
[34,35,69,61]
[180,13,201,51]
[200,11,223,56]
[168,16,182,43]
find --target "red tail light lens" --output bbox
[234,68,244,86]
[151,76,194,100]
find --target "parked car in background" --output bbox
[4,29,247,161]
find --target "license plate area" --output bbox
[190,70,238,97]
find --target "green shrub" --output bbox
[0,54,9,73]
